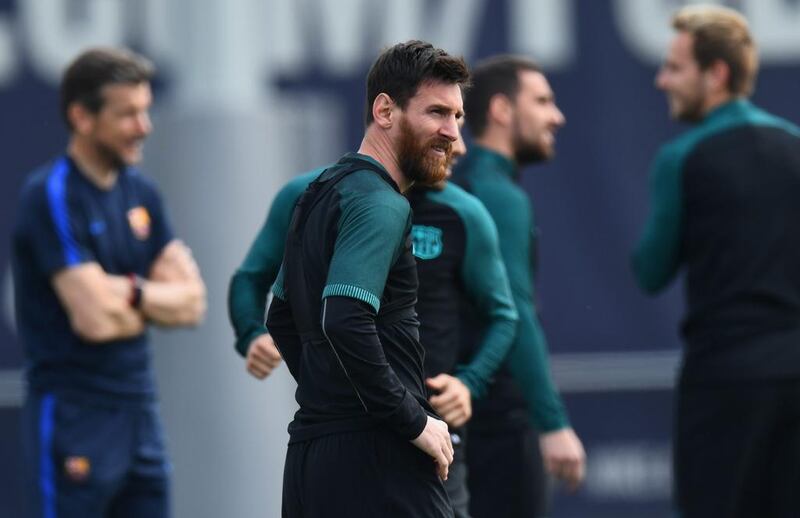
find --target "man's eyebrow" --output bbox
[429,103,464,117]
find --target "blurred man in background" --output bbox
[229,121,520,516]
[13,48,206,517]
[632,5,800,516]
[265,40,468,517]
[453,55,585,518]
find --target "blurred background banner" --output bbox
[1,1,798,516]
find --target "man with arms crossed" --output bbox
[633,5,800,516]
[266,40,469,517]
[453,55,585,518]
[13,48,206,517]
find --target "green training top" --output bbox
[453,144,569,432]
[227,168,324,356]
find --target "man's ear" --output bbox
[704,59,731,95]
[487,93,513,128]
[372,93,395,129]
[68,103,95,135]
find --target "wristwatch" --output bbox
[127,273,144,308]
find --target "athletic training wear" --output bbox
[633,99,800,383]
[633,99,800,517]
[453,145,568,432]
[13,155,173,399]
[13,155,174,516]
[267,153,433,443]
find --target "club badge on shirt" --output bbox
[127,206,151,240]
[411,225,443,260]
[64,456,91,482]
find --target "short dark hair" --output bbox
[60,47,155,130]
[464,55,541,138]
[672,5,758,96]
[364,40,470,126]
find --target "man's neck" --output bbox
[67,138,119,190]
[473,132,515,163]
[358,127,412,192]
[701,91,737,119]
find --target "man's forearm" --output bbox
[456,314,517,398]
[141,277,206,326]
[506,299,569,432]
[228,269,272,356]
[322,296,428,440]
[53,265,146,343]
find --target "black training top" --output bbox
[267,153,433,443]
[633,99,800,383]
[407,183,518,398]
[229,174,518,403]
[12,155,173,400]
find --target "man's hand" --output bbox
[246,333,282,379]
[426,374,472,428]
[150,240,200,282]
[539,427,586,491]
[411,416,454,481]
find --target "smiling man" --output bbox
[632,5,800,517]
[13,48,206,518]
[265,40,470,517]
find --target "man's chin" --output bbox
[413,166,448,187]
[516,147,549,165]
[120,150,143,166]
[669,99,703,123]
[675,108,703,123]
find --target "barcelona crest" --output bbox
[411,225,443,260]
[127,206,151,240]
[64,456,91,482]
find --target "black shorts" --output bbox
[466,425,549,518]
[282,428,453,517]
[444,430,470,518]
[675,379,800,518]
[22,391,169,518]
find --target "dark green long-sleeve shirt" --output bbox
[227,168,324,357]
[453,144,569,433]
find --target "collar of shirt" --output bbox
[340,151,401,193]
[703,97,753,125]
[461,144,518,181]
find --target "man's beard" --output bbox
[513,136,550,165]
[397,118,451,186]
[671,78,708,123]
[512,120,551,166]
[673,94,706,123]
[94,139,129,170]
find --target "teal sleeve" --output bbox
[227,172,317,357]
[632,146,684,294]
[506,304,569,432]
[272,264,286,301]
[323,188,410,312]
[453,197,519,399]
[483,185,569,432]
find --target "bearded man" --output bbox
[633,5,800,517]
[265,40,470,518]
